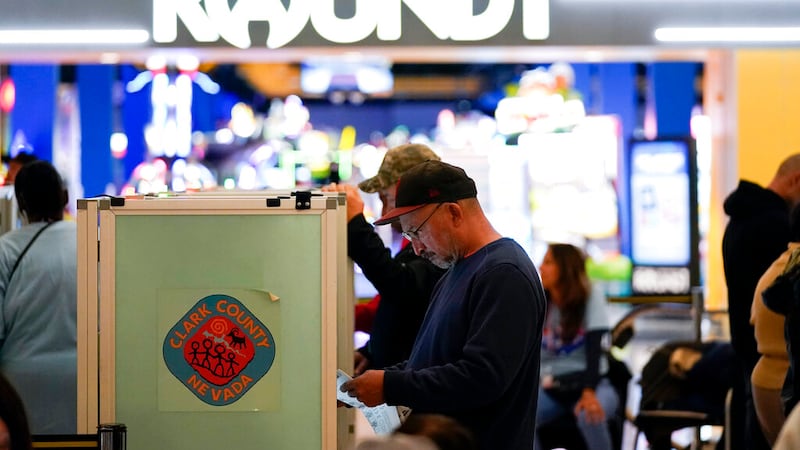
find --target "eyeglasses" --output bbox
[401,203,442,241]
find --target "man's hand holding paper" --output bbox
[340,369,385,407]
[337,369,405,435]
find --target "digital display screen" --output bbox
[629,139,692,266]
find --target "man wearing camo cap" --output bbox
[323,143,445,375]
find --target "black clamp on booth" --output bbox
[291,190,321,210]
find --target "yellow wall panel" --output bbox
[707,50,800,314]
[736,50,800,185]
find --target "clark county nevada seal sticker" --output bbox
[163,294,276,406]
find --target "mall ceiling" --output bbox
[0,45,710,65]
[50,48,704,104]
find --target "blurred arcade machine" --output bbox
[490,63,629,292]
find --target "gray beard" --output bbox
[421,250,456,269]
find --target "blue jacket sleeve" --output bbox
[583,329,605,389]
[347,214,442,304]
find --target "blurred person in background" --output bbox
[356,434,438,450]
[722,153,800,450]
[0,161,76,434]
[3,153,37,186]
[534,243,618,450]
[394,413,477,450]
[0,372,32,450]
[748,203,800,445]
[774,395,800,450]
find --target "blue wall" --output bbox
[77,65,114,197]
[9,64,58,161]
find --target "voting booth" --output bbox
[76,192,353,450]
[0,185,20,235]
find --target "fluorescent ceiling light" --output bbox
[99,53,121,64]
[655,27,800,42]
[0,29,150,45]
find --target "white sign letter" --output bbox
[310,0,379,44]
[376,0,402,41]
[153,0,220,43]
[523,0,550,40]
[204,0,252,48]
[450,0,514,41]
[401,0,452,40]
[261,0,312,49]
[205,0,310,49]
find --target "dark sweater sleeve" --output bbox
[357,344,371,360]
[583,329,605,389]
[348,214,444,368]
[347,214,441,301]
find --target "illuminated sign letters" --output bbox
[153,0,550,49]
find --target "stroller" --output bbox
[634,340,735,450]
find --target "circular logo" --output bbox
[163,294,276,405]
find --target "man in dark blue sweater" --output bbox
[341,160,546,450]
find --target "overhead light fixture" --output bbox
[655,27,800,42]
[0,29,150,45]
[99,53,121,64]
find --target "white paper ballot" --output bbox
[336,369,410,435]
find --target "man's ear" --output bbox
[786,172,800,205]
[61,189,68,208]
[445,202,464,226]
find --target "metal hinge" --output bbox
[291,190,321,210]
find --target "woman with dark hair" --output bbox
[534,243,618,450]
[0,161,76,434]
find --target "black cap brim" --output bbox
[373,203,427,226]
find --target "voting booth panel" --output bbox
[0,185,20,235]
[141,189,357,449]
[77,194,346,450]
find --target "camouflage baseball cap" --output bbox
[358,143,440,193]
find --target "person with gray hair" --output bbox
[723,153,800,450]
[394,413,477,450]
[0,160,76,434]
[357,434,438,450]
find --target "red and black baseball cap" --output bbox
[373,160,477,225]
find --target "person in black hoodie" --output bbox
[324,143,445,375]
[722,153,800,450]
